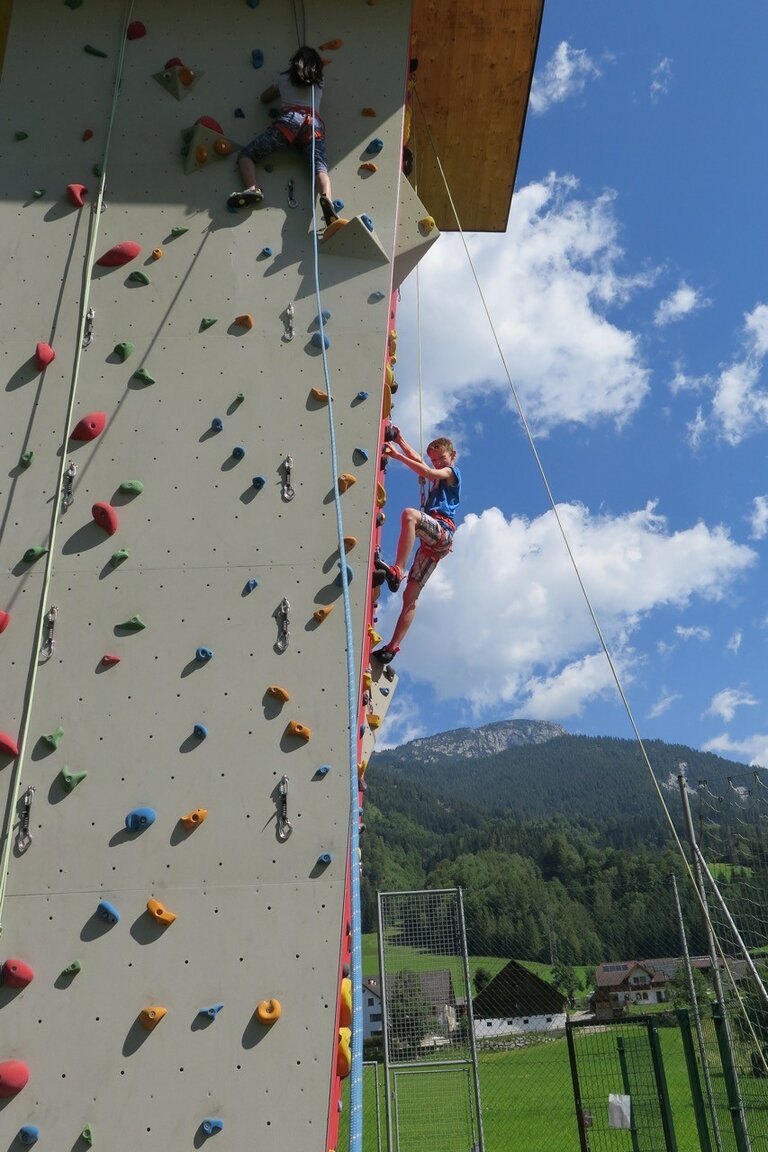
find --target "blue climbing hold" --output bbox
[381,687,390,696]
[211,417,223,432]
[196,646,214,663]
[311,332,330,350]
[193,723,208,739]
[200,1003,224,1019]
[97,899,120,925]
[234,106,246,118]
[246,0,260,7]
[202,1118,225,1135]
[332,199,345,213]
[316,309,332,324]
[233,445,246,460]
[365,138,384,155]
[125,806,157,833]
[19,1127,41,1146]
[252,476,266,491]
[251,48,264,69]
[353,447,369,464]
[316,764,331,777]
[356,391,369,401]
[246,578,259,591]
[359,724,366,738]
[334,562,354,587]
[261,246,273,257]
[318,852,333,865]
[361,214,374,232]
[370,290,385,301]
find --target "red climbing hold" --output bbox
[66,183,87,207]
[1,958,35,989]
[71,412,106,441]
[0,1060,30,1098]
[92,502,119,535]
[35,342,55,370]
[126,20,146,39]
[101,653,121,667]
[164,56,184,69]
[0,733,19,759]
[0,611,9,634]
[82,128,93,142]
[96,240,142,267]
[196,115,224,134]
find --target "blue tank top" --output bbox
[425,466,461,527]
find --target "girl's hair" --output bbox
[427,437,456,456]
[289,46,324,87]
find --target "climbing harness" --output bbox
[61,461,77,511]
[39,606,58,662]
[16,787,34,855]
[287,178,298,209]
[276,775,292,841]
[281,454,295,501]
[275,597,290,653]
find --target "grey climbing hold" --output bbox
[311,332,330,350]
[110,548,130,567]
[195,646,214,662]
[15,131,28,141]
[234,107,246,118]
[92,163,102,177]
[353,447,369,464]
[132,368,155,385]
[370,290,385,300]
[113,341,134,361]
[118,615,146,631]
[32,188,45,198]
[84,44,108,57]
[211,418,223,432]
[234,392,245,405]
[128,270,150,285]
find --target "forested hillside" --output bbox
[362,728,762,965]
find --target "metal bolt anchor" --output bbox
[277,775,292,841]
[287,179,297,209]
[82,307,95,349]
[62,460,77,511]
[284,302,295,342]
[276,597,290,653]
[39,605,58,661]
[17,787,35,854]
[281,455,295,502]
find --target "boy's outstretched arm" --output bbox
[383,445,454,482]
[391,430,421,463]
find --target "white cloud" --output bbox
[530,42,601,115]
[703,733,768,769]
[376,695,429,750]
[675,625,711,642]
[397,176,654,439]
[748,495,768,540]
[650,57,673,103]
[670,367,710,394]
[727,631,743,655]
[377,502,756,718]
[654,282,709,326]
[690,304,768,445]
[704,687,758,723]
[648,689,681,719]
[686,406,707,450]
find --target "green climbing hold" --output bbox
[132,368,155,385]
[171,226,189,237]
[110,548,130,567]
[62,960,82,975]
[60,766,88,792]
[43,726,65,750]
[200,317,217,329]
[82,1125,94,1145]
[15,131,28,141]
[118,616,146,631]
[128,271,150,285]
[65,0,84,8]
[23,546,47,563]
[235,392,245,404]
[32,188,45,198]
[119,480,144,494]
[20,451,34,469]
[113,341,135,361]
[92,164,102,177]
[84,44,108,57]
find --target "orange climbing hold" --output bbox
[181,808,208,829]
[267,685,291,703]
[234,314,254,329]
[140,1006,167,1031]
[313,605,334,623]
[357,760,367,782]
[362,671,372,691]
[338,474,356,493]
[35,342,55,369]
[286,720,312,742]
[179,67,196,87]
[195,144,208,165]
[319,39,344,50]
[310,387,329,403]
[361,107,376,117]
[151,247,163,260]
[0,733,20,759]
[214,138,233,156]
[343,535,358,551]
[146,897,176,925]
[256,998,282,1024]
[360,161,377,172]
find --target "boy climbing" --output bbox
[372,430,461,664]
[227,46,339,227]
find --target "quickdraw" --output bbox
[284,302,295,341]
[281,455,295,502]
[277,775,292,841]
[17,787,35,854]
[62,461,77,511]
[82,306,95,349]
[39,605,58,662]
[276,597,290,653]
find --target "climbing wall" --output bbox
[0,2,435,1147]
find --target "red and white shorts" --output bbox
[409,512,454,587]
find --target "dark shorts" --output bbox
[409,511,454,587]
[238,120,328,174]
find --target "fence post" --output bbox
[616,1035,641,1152]
[676,1009,713,1152]
[647,1018,678,1152]
[565,1022,591,1152]
[712,1002,752,1152]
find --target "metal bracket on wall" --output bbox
[62,461,77,511]
[276,597,290,653]
[39,605,58,661]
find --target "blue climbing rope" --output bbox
[309,94,365,1152]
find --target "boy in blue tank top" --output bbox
[373,431,461,664]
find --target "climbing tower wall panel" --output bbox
[0,2,412,1148]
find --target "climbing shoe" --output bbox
[319,194,338,227]
[376,562,403,593]
[227,187,264,210]
[373,645,399,665]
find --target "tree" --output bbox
[669,964,710,1011]
[551,961,579,1002]
[387,971,436,1057]
[474,966,492,995]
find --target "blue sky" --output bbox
[375,0,768,766]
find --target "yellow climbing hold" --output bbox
[256,998,282,1024]
[337,1027,352,1078]
[181,808,207,829]
[151,247,163,260]
[368,713,382,731]
[339,977,352,1027]
[139,1006,167,1031]
[360,161,378,173]
[376,483,387,508]
[368,627,382,644]
[313,605,334,623]
[338,473,356,493]
[419,215,437,235]
[343,535,357,551]
[319,39,344,50]
[146,897,176,926]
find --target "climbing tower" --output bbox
[0,2,541,1149]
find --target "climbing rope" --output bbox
[309,93,365,1152]
[0,0,135,932]
[290,0,307,50]
[411,85,767,1052]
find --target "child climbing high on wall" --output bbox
[372,428,461,665]
[227,45,339,227]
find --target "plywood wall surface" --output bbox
[0,2,411,1148]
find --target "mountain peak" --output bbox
[382,718,566,764]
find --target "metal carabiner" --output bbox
[277,775,292,841]
[62,460,77,511]
[17,787,35,854]
[284,302,295,342]
[281,455,295,502]
[276,597,290,653]
[287,178,297,209]
[82,307,95,349]
[39,605,58,661]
